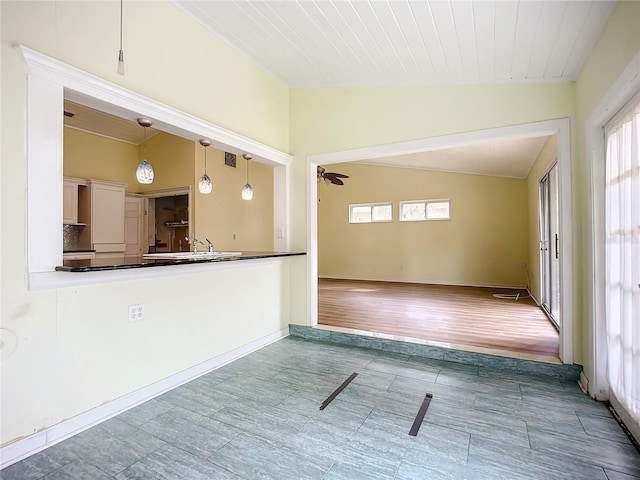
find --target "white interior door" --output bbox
[125,195,145,255]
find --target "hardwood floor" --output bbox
[318,278,559,360]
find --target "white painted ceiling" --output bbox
[357,134,551,178]
[174,0,615,88]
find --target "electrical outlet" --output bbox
[128,304,145,323]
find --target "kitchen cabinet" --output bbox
[63,251,95,261]
[63,177,87,225]
[78,179,127,256]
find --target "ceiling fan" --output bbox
[317,165,349,185]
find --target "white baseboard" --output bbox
[610,392,640,446]
[0,328,289,470]
[318,275,527,290]
[527,287,541,306]
[578,371,590,395]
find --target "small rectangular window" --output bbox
[349,202,393,223]
[400,199,450,221]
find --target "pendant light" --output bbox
[116,0,125,75]
[198,139,213,194]
[242,154,254,200]
[136,118,154,184]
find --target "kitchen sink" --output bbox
[143,251,242,260]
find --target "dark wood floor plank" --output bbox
[318,278,559,358]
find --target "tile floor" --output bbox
[2,337,639,480]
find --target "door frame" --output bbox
[141,187,192,253]
[307,118,574,364]
[586,51,640,400]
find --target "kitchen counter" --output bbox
[56,251,305,272]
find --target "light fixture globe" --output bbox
[242,183,254,200]
[199,174,212,194]
[242,153,253,201]
[136,159,154,184]
[136,118,155,185]
[198,139,213,194]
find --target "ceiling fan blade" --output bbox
[327,172,349,178]
[330,178,345,185]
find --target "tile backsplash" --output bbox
[63,224,81,251]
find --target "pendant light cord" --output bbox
[246,158,250,183]
[204,147,208,174]
[119,0,123,50]
[142,125,147,158]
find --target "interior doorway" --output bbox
[307,119,574,364]
[539,163,561,328]
[142,187,192,253]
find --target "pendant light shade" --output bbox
[242,183,254,201]
[242,154,253,201]
[198,139,213,194]
[136,118,154,184]
[117,0,125,75]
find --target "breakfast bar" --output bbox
[56,251,305,272]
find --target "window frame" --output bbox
[399,199,451,222]
[348,202,393,224]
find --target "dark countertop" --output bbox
[56,251,306,272]
[63,249,96,253]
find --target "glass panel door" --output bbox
[540,163,560,328]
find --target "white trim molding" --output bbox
[586,50,640,401]
[16,46,293,289]
[0,328,289,470]
[308,118,575,364]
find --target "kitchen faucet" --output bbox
[185,236,206,254]
[184,236,214,254]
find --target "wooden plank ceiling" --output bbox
[173,0,616,87]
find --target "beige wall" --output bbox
[318,163,529,287]
[525,136,558,303]
[136,132,196,193]
[1,0,289,447]
[64,127,139,192]
[574,2,640,386]
[64,128,195,194]
[194,149,274,252]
